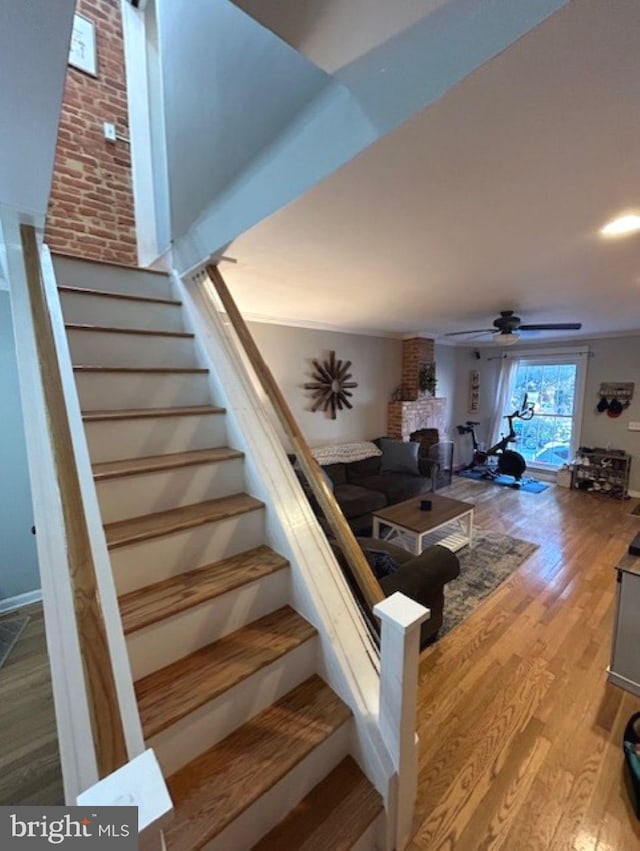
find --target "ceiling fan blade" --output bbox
[518,323,582,331]
[443,329,494,337]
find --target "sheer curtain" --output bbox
[487,356,518,448]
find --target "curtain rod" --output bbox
[486,350,592,361]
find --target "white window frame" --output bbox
[504,346,589,472]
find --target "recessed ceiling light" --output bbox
[600,214,640,237]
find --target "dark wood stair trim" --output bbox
[136,606,317,739]
[165,676,351,851]
[58,285,180,306]
[251,756,383,851]
[93,447,243,480]
[82,405,225,422]
[104,493,264,549]
[73,366,208,374]
[66,323,194,339]
[120,546,289,635]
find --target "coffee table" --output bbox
[372,494,474,555]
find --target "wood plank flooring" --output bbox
[412,479,640,850]
[0,604,63,805]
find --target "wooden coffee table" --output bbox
[372,494,474,555]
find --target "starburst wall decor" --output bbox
[304,350,358,419]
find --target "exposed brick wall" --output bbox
[387,398,447,441]
[45,0,137,266]
[400,337,435,401]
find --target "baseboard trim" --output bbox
[628,489,640,499]
[607,668,640,697]
[0,589,43,614]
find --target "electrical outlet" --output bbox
[103,122,116,142]
[628,422,640,431]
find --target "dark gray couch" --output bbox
[321,443,435,535]
[330,536,460,646]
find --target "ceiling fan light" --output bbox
[495,332,519,346]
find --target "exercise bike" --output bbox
[457,394,535,483]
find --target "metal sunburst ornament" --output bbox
[304,350,358,419]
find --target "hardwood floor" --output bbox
[0,603,63,805]
[1,480,638,846]
[412,478,640,850]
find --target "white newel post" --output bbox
[374,592,430,851]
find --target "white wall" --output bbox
[0,0,75,216]
[0,291,40,603]
[450,336,640,493]
[247,321,402,448]
[433,342,457,438]
[156,0,330,242]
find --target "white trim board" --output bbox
[0,588,43,614]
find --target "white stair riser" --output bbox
[110,510,266,595]
[204,722,352,851]
[127,569,290,680]
[148,639,317,776]
[352,813,384,851]
[60,291,184,332]
[67,330,199,369]
[85,414,227,463]
[75,372,210,411]
[97,458,245,523]
[53,256,173,300]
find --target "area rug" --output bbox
[439,530,539,639]
[0,616,29,669]
[457,468,549,493]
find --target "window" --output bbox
[503,352,587,469]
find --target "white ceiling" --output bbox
[225,0,640,344]
[232,0,448,73]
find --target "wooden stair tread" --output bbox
[104,493,263,549]
[82,405,225,421]
[58,284,180,306]
[65,323,194,339]
[73,365,208,374]
[136,606,317,739]
[165,675,351,851]
[120,546,289,634]
[93,447,243,480]
[251,756,383,851]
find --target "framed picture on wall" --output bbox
[69,14,97,77]
[469,369,480,413]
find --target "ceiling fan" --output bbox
[444,310,582,346]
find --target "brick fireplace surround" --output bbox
[387,338,447,440]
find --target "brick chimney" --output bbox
[400,337,435,401]
[388,337,447,440]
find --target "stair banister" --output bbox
[205,263,384,610]
[15,224,134,786]
[374,593,430,850]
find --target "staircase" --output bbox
[54,256,384,850]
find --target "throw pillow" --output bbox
[364,547,399,580]
[379,438,420,475]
